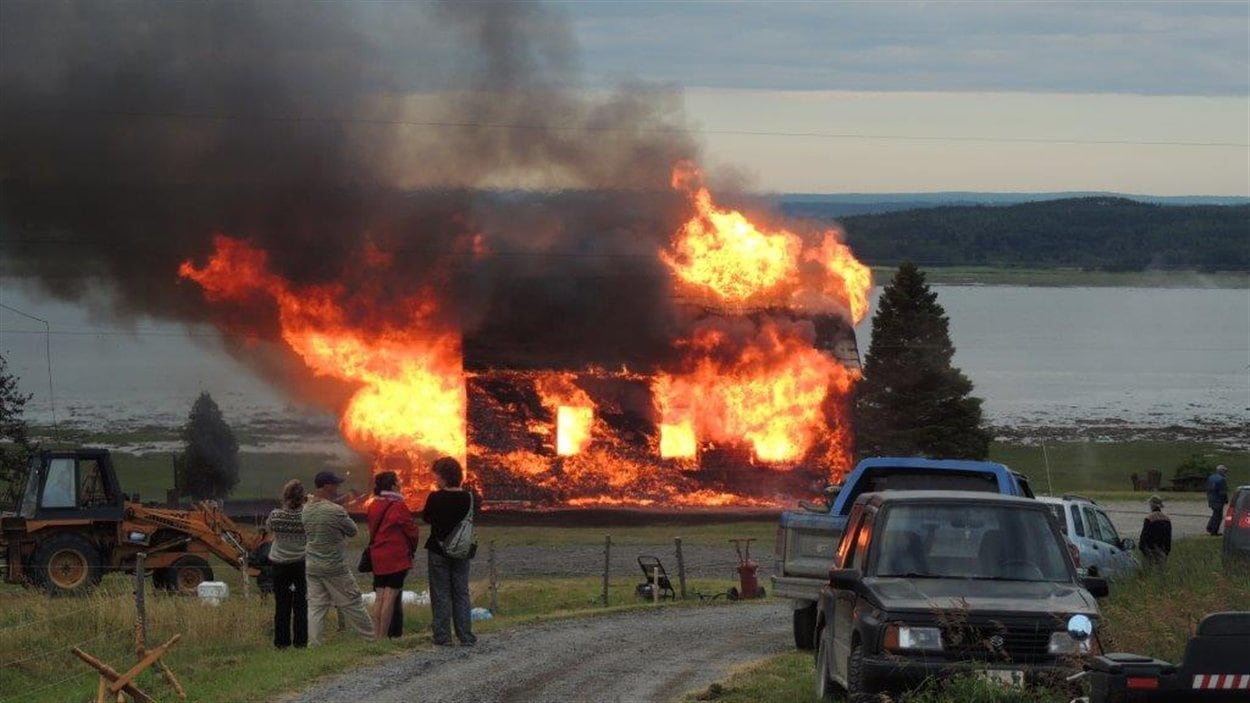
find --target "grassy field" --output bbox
[988,441,1249,496]
[685,538,1249,703]
[879,266,1250,288]
[0,564,746,703]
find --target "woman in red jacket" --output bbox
[366,471,419,638]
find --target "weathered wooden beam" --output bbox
[109,634,181,695]
[70,647,154,703]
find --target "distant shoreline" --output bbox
[874,266,1249,288]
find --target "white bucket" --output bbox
[197,581,229,606]
[401,590,430,605]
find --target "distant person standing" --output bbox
[1206,464,1229,536]
[366,470,418,639]
[421,457,477,647]
[304,471,375,645]
[1138,495,1172,566]
[266,479,308,648]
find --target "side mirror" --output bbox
[1120,538,1136,552]
[829,567,861,590]
[1082,576,1110,598]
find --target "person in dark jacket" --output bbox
[1138,495,1172,566]
[367,470,419,639]
[421,456,477,647]
[266,479,308,648]
[1206,465,1229,536]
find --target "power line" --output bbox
[9,107,1247,149]
[0,302,58,437]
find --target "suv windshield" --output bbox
[874,504,1071,582]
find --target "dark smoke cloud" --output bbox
[0,1,701,402]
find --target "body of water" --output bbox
[2,284,1247,445]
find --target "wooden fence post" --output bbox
[602,535,612,608]
[488,540,499,614]
[133,553,147,656]
[674,537,687,599]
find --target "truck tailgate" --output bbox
[781,512,844,579]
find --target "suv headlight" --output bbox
[884,624,944,652]
[1047,631,1092,655]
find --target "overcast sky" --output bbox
[556,1,1249,195]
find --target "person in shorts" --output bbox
[366,469,418,638]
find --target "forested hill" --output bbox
[821,197,1249,271]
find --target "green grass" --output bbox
[0,513,763,703]
[879,266,1250,288]
[686,538,1248,703]
[989,441,1249,495]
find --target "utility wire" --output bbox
[8,107,1247,149]
[0,302,58,437]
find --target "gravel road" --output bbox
[1100,501,1213,540]
[287,601,789,703]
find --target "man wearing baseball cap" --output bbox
[304,470,375,644]
[1206,465,1229,536]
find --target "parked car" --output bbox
[774,457,1035,649]
[1038,494,1140,579]
[1223,486,1250,568]
[814,491,1108,702]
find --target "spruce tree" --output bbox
[854,262,991,459]
[0,354,35,508]
[175,392,240,500]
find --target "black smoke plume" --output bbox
[0,1,700,406]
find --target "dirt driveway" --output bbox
[286,601,789,703]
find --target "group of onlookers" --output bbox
[264,456,476,649]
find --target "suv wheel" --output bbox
[815,626,838,699]
[794,603,817,650]
[847,641,874,703]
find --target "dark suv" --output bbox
[815,491,1109,702]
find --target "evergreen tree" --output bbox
[0,354,35,509]
[175,392,240,500]
[854,262,991,459]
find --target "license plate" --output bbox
[975,669,1025,687]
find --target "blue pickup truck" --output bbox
[772,457,1035,650]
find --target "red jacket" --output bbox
[367,493,419,577]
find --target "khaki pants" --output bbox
[307,571,375,645]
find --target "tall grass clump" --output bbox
[1098,537,1249,662]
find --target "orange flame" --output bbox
[657,161,872,481]
[663,160,871,322]
[654,321,860,465]
[534,373,595,456]
[179,236,467,470]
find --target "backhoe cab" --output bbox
[1,449,270,596]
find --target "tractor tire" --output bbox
[794,603,817,650]
[31,533,103,596]
[156,555,214,595]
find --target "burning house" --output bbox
[179,163,872,508]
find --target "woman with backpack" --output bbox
[421,456,477,647]
[366,470,419,638]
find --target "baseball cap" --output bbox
[314,470,346,488]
